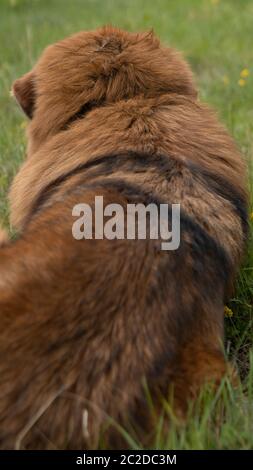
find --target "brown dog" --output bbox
[0,26,248,449]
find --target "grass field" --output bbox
[0,0,252,449]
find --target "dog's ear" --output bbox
[12,71,35,119]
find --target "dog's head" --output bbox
[12,26,197,154]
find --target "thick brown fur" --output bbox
[0,26,248,449]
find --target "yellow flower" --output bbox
[20,121,27,130]
[224,306,234,318]
[250,212,253,221]
[238,78,246,87]
[222,75,229,85]
[240,68,250,78]
[211,0,219,5]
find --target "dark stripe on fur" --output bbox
[30,151,248,234]
[72,177,232,291]
[26,169,232,297]
[28,151,167,219]
[187,162,249,239]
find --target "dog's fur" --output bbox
[0,26,248,449]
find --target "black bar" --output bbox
[0,450,252,467]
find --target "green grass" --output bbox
[108,371,253,450]
[0,0,252,449]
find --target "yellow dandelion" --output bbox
[238,78,246,87]
[211,0,219,5]
[222,75,229,85]
[240,68,250,78]
[143,14,151,21]
[20,121,27,130]
[250,212,253,221]
[224,306,234,318]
